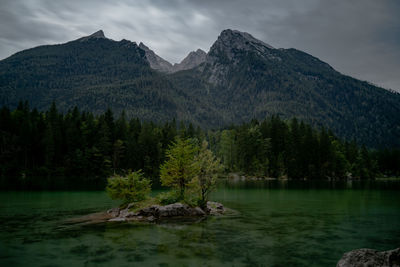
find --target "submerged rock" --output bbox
[337,247,400,267]
[108,201,224,222]
[206,201,225,215]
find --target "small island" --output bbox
[107,201,225,222]
[104,138,225,223]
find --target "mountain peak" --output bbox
[138,42,173,73]
[138,42,148,50]
[89,30,106,38]
[173,49,206,72]
[206,29,276,67]
[196,48,206,54]
[219,29,274,49]
[139,43,206,73]
[79,30,107,42]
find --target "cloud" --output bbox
[0,0,399,91]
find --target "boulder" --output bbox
[107,207,120,217]
[118,208,138,218]
[158,203,191,217]
[137,205,161,217]
[191,207,206,216]
[206,201,225,215]
[337,247,400,267]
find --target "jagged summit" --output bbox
[138,43,206,73]
[90,30,106,38]
[138,42,149,50]
[207,29,275,63]
[79,30,107,42]
[173,49,206,72]
[139,42,173,73]
[219,29,274,49]
[140,29,276,73]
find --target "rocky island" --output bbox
[107,201,225,222]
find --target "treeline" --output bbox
[210,118,398,180]
[0,102,399,189]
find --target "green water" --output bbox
[1,181,400,266]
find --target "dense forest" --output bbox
[0,102,399,190]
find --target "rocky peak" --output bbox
[203,29,279,85]
[138,42,150,51]
[79,30,107,42]
[220,29,274,49]
[139,42,173,73]
[90,30,106,38]
[172,49,206,72]
[139,43,206,73]
[208,29,275,63]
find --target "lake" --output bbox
[1,180,399,266]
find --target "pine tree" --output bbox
[160,137,199,200]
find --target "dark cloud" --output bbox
[0,0,399,92]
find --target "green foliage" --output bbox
[160,137,199,200]
[211,115,382,180]
[0,102,397,190]
[106,170,151,204]
[156,190,181,205]
[218,130,236,171]
[158,140,222,208]
[193,141,224,208]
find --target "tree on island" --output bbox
[193,140,224,208]
[159,138,223,207]
[106,170,151,204]
[159,137,199,200]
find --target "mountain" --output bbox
[170,29,400,147]
[0,30,202,122]
[138,44,206,73]
[78,29,107,41]
[0,29,399,147]
[172,49,206,72]
[138,42,173,73]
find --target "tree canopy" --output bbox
[0,102,398,190]
[160,138,199,200]
[106,170,151,204]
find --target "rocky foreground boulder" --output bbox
[337,247,400,267]
[107,201,225,222]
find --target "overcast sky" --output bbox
[1,0,399,92]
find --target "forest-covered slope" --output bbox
[170,30,400,147]
[0,29,399,147]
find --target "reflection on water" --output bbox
[1,181,400,266]
[223,178,400,190]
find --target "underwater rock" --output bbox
[337,247,400,267]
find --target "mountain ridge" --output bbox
[0,29,399,148]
